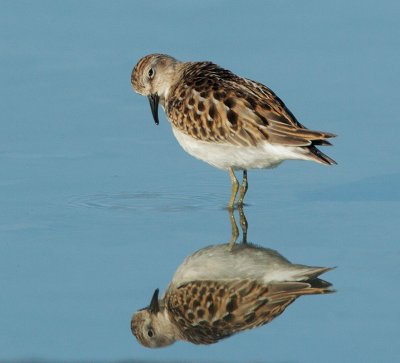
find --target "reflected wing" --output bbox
[166,279,332,345]
[166,62,335,147]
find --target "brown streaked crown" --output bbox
[131,306,179,348]
[131,53,178,97]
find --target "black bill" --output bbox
[149,288,160,314]
[147,94,160,125]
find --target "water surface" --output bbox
[1,1,399,362]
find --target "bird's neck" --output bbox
[159,62,186,105]
[155,307,184,341]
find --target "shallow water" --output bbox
[1,1,399,362]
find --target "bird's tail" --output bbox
[305,144,337,165]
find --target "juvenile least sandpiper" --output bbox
[131,243,334,347]
[131,54,336,208]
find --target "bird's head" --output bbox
[131,53,179,125]
[131,288,177,348]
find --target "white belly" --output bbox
[172,127,308,170]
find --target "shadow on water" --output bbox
[130,207,335,348]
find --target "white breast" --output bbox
[171,127,308,171]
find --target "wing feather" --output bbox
[166,62,335,150]
[166,279,332,345]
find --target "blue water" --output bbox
[1,0,399,362]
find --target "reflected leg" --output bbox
[228,167,239,209]
[228,208,239,249]
[237,170,248,206]
[238,205,248,244]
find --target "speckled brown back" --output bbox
[165,61,335,148]
[166,279,330,344]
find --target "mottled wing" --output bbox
[166,279,332,345]
[238,78,336,146]
[165,62,335,147]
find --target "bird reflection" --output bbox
[131,207,334,348]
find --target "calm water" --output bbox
[1,0,399,362]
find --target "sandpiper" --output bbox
[131,242,334,347]
[131,54,336,208]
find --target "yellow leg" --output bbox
[237,170,248,206]
[228,167,239,209]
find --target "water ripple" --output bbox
[68,191,225,213]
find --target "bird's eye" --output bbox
[147,329,154,338]
[148,68,154,79]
